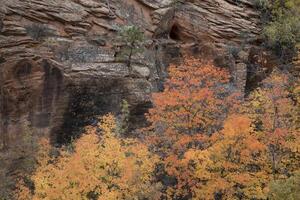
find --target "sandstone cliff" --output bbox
[0,0,274,149]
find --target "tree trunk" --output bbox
[127,45,134,74]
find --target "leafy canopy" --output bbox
[16,114,161,200]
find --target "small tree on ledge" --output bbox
[115,25,145,74]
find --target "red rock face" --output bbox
[0,58,65,147]
[0,0,270,149]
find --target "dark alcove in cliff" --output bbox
[169,24,181,41]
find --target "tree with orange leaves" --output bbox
[146,57,239,199]
[147,57,234,137]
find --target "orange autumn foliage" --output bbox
[146,58,299,199]
[147,57,233,137]
[155,113,298,200]
[193,115,269,200]
[176,71,299,199]
[16,114,161,200]
[146,58,236,157]
[146,58,239,199]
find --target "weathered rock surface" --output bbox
[0,0,272,150]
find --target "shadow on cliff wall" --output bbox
[55,79,126,144]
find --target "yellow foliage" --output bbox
[245,71,296,133]
[190,115,270,200]
[193,96,299,200]
[16,114,161,200]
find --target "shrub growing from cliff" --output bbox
[264,13,300,60]
[117,99,130,136]
[257,0,300,60]
[115,25,145,74]
[25,23,53,41]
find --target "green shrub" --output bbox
[258,0,300,60]
[253,0,270,11]
[118,99,130,136]
[264,13,300,59]
[115,25,145,72]
[25,23,53,41]
[268,172,300,200]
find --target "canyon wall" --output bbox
[0,0,273,148]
